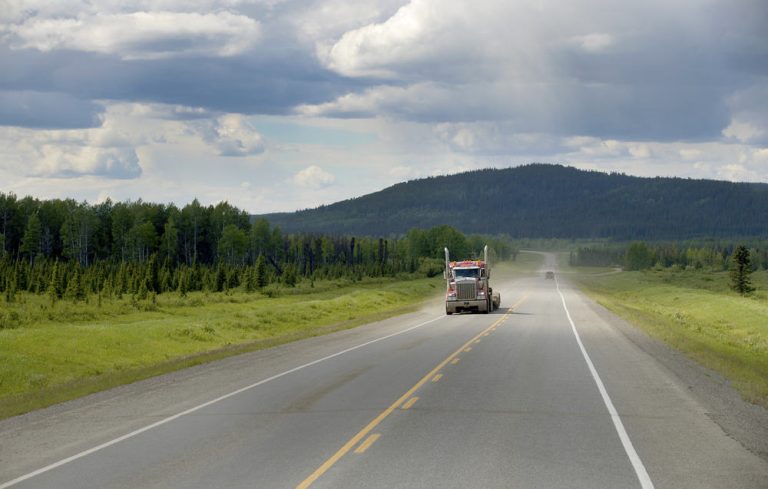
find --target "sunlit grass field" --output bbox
[565,258,768,406]
[0,276,443,419]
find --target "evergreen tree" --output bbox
[20,212,42,265]
[625,241,653,270]
[729,245,755,295]
[244,265,256,293]
[177,268,189,297]
[48,260,59,305]
[4,270,16,303]
[283,263,298,287]
[255,255,268,289]
[145,253,160,292]
[65,266,85,302]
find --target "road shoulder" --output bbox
[568,278,768,463]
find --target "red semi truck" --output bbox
[444,245,501,315]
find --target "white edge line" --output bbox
[555,277,655,489]
[0,315,443,489]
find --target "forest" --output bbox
[261,164,768,239]
[570,240,768,271]
[0,192,516,305]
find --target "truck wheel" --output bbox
[483,298,491,314]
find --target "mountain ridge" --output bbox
[259,164,768,239]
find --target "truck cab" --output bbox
[444,246,501,315]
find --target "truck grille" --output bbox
[456,282,476,300]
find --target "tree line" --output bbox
[570,241,768,271]
[0,193,515,304]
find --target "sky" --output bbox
[1,0,767,214]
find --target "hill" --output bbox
[260,164,768,239]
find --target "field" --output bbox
[565,259,768,406]
[0,276,444,419]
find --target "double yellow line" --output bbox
[296,294,528,489]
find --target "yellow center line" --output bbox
[450,358,460,365]
[295,294,528,489]
[354,434,381,454]
[431,374,443,383]
[464,347,473,352]
[402,397,419,410]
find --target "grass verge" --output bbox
[565,260,768,407]
[0,275,442,419]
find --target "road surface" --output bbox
[1,254,767,488]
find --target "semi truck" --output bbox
[444,245,501,315]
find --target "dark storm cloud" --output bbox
[0,90,103,129]
[0,43,362,128]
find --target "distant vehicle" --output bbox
[444,245,501,315]
[545,271,555,279]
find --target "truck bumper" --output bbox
[446,299,489,314]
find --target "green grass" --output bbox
[567,260,768,406]
[0,275,443,419]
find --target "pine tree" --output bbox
[65,266,85,302]
[4,272,16,303]
[283,264,298,287]
[137,279,149,301]
[177,268,188,297]
[145,253,160,293]
[244,265,256,293]
[20,212,42,265]
[48,260,59,306]
[729,245,755,295]
[255,255,267,289]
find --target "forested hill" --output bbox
[261,164,768,239]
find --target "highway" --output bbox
[1,254,767,488]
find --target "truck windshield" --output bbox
[454,268,480,279]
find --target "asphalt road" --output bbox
[1,254,767,488]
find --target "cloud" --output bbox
[7,11,261,59]
[34,145,142,179]
[309,0,763,141]
[196,114,265,156]
[1,0,767,213]
[433,122,564,155]
[389,165,420,180]
[129,103,214,120]
[569,33,614,53]
[0,90,103,128]
[722,84,768,144]
[293,165,335,189]
[0,104,147,179]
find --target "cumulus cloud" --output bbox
[293,165,335,188]
[310,0,764,141]
[0,103,149,179]
[34,145,142,179]
[196,114,265,156]
[293,0,404,42]
[1,127,142,179]
[7,11,261,59]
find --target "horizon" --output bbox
[3,162,768,215]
